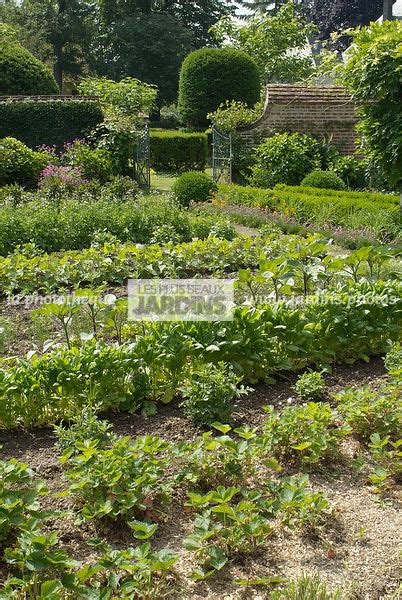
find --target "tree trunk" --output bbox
[383,0,393,20]
[54,48,63,91]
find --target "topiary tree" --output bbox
[0,25,58,95]
[178,47,261,128]
[301,169,346,191]
[173,171,217,207]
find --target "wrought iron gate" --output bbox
[134,120,150,189]
[212,126,232,184]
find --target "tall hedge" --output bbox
[0,100,104,148]
[178,48,261,128]
[150,130,208,172]
[0,40,58,96]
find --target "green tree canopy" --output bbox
[341,20,402,199]
[211,2,317,83]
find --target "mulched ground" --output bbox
[0,357,400,599]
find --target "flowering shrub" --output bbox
[39,164,88,193]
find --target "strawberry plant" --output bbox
[268,475,329,529]
[368,433,402,493]
[60,434,172,523]
[0,459,48,548]
[335,382,401,442]
[183,486,272,580]
[262,403,350,464]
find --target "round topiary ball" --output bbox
[173,171,217,208]
[0,38,59,95]
[301,169,347,190]
[178,48,260,128]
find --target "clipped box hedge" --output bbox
[0,99,103,148]
[216,183,401,241]
[150,130,208,172]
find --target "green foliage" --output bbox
[0,137,49,188]
[368,433,402,493]
[173,171,217,208]
[208,99,263,131]
[178,47,261,127]
[250,133,322,188]
[63,140,116,183]
[0,100,104,149]
[384,342,402,376]
[262,403,350,464]
[269,573,343,599]
[180,362,248,425]
[335,382,401,442]
[60,433,171,522]
[331,155,367,190]
[150,130,208,172]
[0,191,237,255]
[293,371,326,400]
[184,486,271,579]
[210,3,317,83]
[79,76,157,120]
[0,31,58,95]
[341,20,402,189]
[301,169,346,191]
[216,183,401,241]
[0,458,48,544]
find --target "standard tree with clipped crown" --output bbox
[178,47,260,128]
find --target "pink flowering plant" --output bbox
[39,164,88,193]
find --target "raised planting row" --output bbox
[0,192,235,255]
[1,229,400,297]
[1,280,401,428]
[215,184,401,242]
[0,359,400,596]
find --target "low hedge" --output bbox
[150,130,208,172]
[215,184,401,241]
[0,99,103,148]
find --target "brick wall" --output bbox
[238,85,359,155]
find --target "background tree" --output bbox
[0,0,95,89]
[211,2,317,82]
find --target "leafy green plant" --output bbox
[184,486,272,580]
[268,475,329,529]
[262,403,350,464]
[293,371,326,400]
[301,169,346,191]
[367,433,402,493]
[173,171,217,208]
[179,362,250,425]
[60,434,171,523]
[0,459,48,545]
[383,342,402,376]
[335,383,401,442]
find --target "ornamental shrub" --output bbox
[330,155,367,190]
[63,140,116,183]
[0,37,58,95]
[301,169,346,191]
[0,137,49,188]
[250,133,321,188]
[173,171,217,208]
[150,130,208,172]
[178,48,260,127]
[0,100,103,149]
